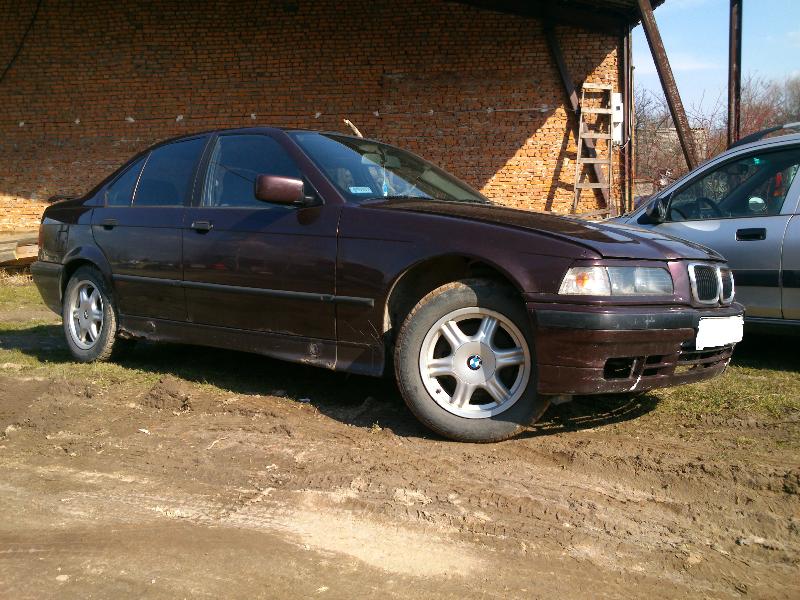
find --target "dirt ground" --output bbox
[0,279,799,599]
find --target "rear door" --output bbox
[91,136,208,321]
[656,146,800,318]
[182,132,338,340]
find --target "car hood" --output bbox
[366,199,724,261]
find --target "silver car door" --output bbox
[782,214,800,320]
[656,146,800,318]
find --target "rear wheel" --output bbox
[395,279,549,442]
[63,266,131,362]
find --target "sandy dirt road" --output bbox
[0,299,798,599]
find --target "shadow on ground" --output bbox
[6,323,795,441]
[731,332,800,372]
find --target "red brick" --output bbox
[0,0,622,231]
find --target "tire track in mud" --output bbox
[2,461,485,580]
[1,371,798,598]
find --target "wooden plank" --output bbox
[15,244,39,260]
[581,132,612,139]
[577,158,610,164]
[575,182,608,189]
[581,107,613,115]
[575,209,612,218]
[582,83,613,90]
[0,235,39,267]
[573,116,584,213]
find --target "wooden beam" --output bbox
[543,23,610,207]
[637,0,699,169]
[455,1,631,34]
[727,0,743,147]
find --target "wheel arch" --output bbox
[383,253,525,339]
[61,246,114,297]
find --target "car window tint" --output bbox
[668,147,800,221]
[202,135,301,208]
[106,157,145,206]
[133,137,206,207]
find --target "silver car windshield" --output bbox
[289,131,490,204]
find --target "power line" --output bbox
[0,0,43,86]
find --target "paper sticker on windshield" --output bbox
[349,186,373,194]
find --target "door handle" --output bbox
[736,227,766,241]
[191,220,213,233]
[101,218,118,230]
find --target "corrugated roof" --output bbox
[458,0,666,29]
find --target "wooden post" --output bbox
[637,0,699,170]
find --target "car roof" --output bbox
[152,126,379,149]
[722,131,800,154]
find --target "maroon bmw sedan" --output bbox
[32,128,744,442]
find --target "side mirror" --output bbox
[644,197,667,224]
[748,196,767,213]
[254,174,305,206]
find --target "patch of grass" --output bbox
[1,280,799,419]
[0,320,163,389]
[0,271,40,310]
[644,333,800,418]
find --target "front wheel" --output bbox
[394,279,548,442]
[63,266,131,362]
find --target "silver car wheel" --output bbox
[418,307,531,419]
[67,280,104,350]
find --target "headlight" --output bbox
[559,266,673,296]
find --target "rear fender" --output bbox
[62,244,113,291]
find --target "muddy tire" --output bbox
[394,279,549,442]
[62,266,131,362]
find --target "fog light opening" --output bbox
[603,357,635,380]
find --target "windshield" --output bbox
[288,131,490,204]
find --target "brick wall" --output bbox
[0,0,622,232]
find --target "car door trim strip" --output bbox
[731,269,781,288]
[112,274,374,306]
[782,270,800,289]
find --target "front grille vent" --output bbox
[688,264,734,305]
[720,268,734,303]
[692,265,719,303]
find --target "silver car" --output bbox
[612,129,800,332]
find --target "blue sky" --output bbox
[634,0,800,110]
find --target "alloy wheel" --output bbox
[67,280,104,350]
[418,307,531,419]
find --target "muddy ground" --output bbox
[0,282,798,598]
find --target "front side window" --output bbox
[106,157,145,206]
[667,147,800,221]
[202,135,302,208]
[288,131,488,204]
[133,137,206,207]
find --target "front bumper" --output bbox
[30,260,63,314]
[530,302,745,395]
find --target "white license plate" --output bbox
[695,315,744,350]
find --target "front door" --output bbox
[182,132,338,340]
[656,146,800,318]
[91,136,208,321]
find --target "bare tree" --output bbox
[634,73,800,192]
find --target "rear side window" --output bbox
[133,137,206,207]
[106,157,144,206]
[202,135,302,208]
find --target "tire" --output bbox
[62,266,131,362]
[394,279,549,442]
